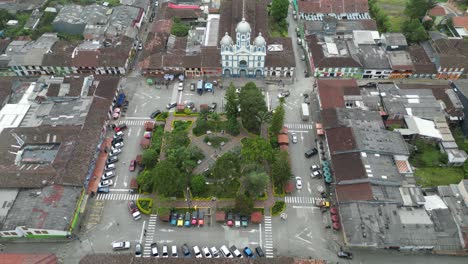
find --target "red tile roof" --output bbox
[428,6,446,16]
[453,16,468,29]
[298,0,369,14]
[326,127,356,153]
[336,182,373,202]
[0,253,57,264]
[251,211,263,223]
[317,79,359,109]
[331,153,365,181]
[278,134,289,145]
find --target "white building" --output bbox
[220,18,266,78]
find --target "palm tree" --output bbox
[256,111,272,138]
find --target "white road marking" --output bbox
[134,106,138,114]
[128,128,132,137]
[287,130,309,133]
[259,223,262,251]
[137,127,142,136]
[292,205,320,209]
[266,92,271,111]
[139,221,146,243]
[307,182,311,194]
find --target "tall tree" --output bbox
[241,136,274,163]
[151,160,185,197]
[269,103,285,137]
[271,150,292,188]
[244,171,269,197]
[224,82,239,119]
[234,194,254,215]
[211,152,241,180]
[239,82,267,134]
[190,175,207,197]
[136,170,154,193]
[226,116,240,136]
[271,0,289,22]
[256,111,272,137]
[405,0,436,20]
[142,148,158,168]
[402,19,429,43]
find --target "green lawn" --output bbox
[415,167,464,187]
[453,127,468,152]
[410,139,447,167]
[375,0,406,32]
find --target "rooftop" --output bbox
[317,79,360,109]
[322,108,384,129]
[265,37,296,68]
[306,34,361,68]
[298,0,369,14]
[431,38,468,68]
[1,185,81,231]
[382,33,408,47]
[352,126,409,155]
[407,44,437,75]
[304,18,377,36]
[428,6,446,16]
[350,44,390,70]
[387,51,414,71]
[53,4,109,26]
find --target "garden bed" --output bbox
[271,201,286,216]
[173,120,193,131]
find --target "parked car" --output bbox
[291,133,298,143]
[113,131,124,139]
[193,246,202,258]
[104,163,116,171]
[198,210,204,226]
[170,212,178,226]
[166,102,177,109]
[113,142,124,149]
[109,148,122,156]
[99,179,113,188]
[162,245,168,258]
[178,82,184,91]
[97,187,109,193]
[151,243,159,257]
[255,246,265,257]
[295,176,302,190]
[190,83,196,91]
[220,245,233,258]
[235,214,241,227]
[209,102,217,112]
[191,211,198,225]
[227,213,234,227]
[241,216,248,227]
[184,212,191,227]
[138,43,143,51]
[210,247,220,258]
[102,171,115,180]
[177,214,184,227]
[202,247,212,258]
[114,123,127,132]
[305,148,318,158]
[150,110,161,119]
[182,244,191,257]
[107,156,118,164]
[304,96,311,104]
[311,170,321,178]
[155,1,159,7]
[112,241,130,250]
[129,159,136,171]
[230,245,243,258]
[112,137,123,145]
[127,201,142,220]
[243,247,254,258]
[277,90,290,98]
[135,243,142,257]
[310,165,320,171]
[171,245,178,257]
[337,250,353,259]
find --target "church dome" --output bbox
[254,33,266,47]
[220,32,233,46]
[236,18,251,34]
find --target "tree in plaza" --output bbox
[190,174,207,197]
[269,103,285,137]
[151,160,185,197]
[226,116,240,136]
[164,130,190,154]
[402,19,429,43]
[239,82,268,134]
[224,82,239,119]
[244,171,269,197]
[256,111,272,137]
[271,150,292,188]
[271,0,289,22]
[136,170,154,193]
[241,136,273,163]
[211,151,241,180]
[234,194,254,216]
[141,148,158,168]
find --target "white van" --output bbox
[171,245,178,257]
[220,245,233,258]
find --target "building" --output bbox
[452,16,468,38]
[265,38,296,79]
[52,4,109,35]
[427,6,447,25]
[297,0,370,21]
[423,37,468,79]
[407,44,437,78]
[303,16,377,36]
[220,18,267,77]
[381,33,408,51]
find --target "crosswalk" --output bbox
[143,214,158,258]
[117,119,152,126]
[95,193,141,201]
[284,196,324,204]
[263,216,274,258]
[284,123,314,130]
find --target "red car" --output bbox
[226,213,233,227]
[129,160,136,171]
[198,210,204,226]
[114,123,127,132]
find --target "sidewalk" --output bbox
[86,137,112,195]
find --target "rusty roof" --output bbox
[432,38,468,68]
[331,152,366,182]
[317,79,359,109]
[306,35,361,68]
[201,47,221,68]
[428,6,446,16]
[152,19,173,34]
[298,0,369,14]
[336,182,373,202]
[453,16,468,29]
[266,37,296,67]
[326,127,356,153]
[278,134,289,145]
[407,44,437,75]
[0,253,58,264]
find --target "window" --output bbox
[258,56,261,60]
[225,62,228,66]
[225,55,228,60]
[257,62,261,67]
[34,231,41,234]
[376,71,382,74]
[41,231,49,234]
[365,70,371,74]
[27,232,33,235]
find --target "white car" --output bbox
[178,82,184,91]
[291,133,298,143]
[310,165,320,171]
[99,179,113,188]
[105,163,116,171]
[112,142,124,149]
[210,247,220,258]
[193,246,202,258]
[295,176,302,190]
[113,131,124,139]
[155,1,159,6]
[109,148,122,156]
[202,247,212,258]
[171,245,178,257]
[311,170,321,178]
[162,245,168,258]
[112,241,130,250]
[102,171,115,180]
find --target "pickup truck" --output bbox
[127,201,142,220]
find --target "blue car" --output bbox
[97,187,109,193]
[243,247,255,258]
[184,212,191,227]
[170,212,178,226]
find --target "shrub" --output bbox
[136,198,153,215]
[271,201,286,216]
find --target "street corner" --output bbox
[84,200,105,231]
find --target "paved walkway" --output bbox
[87,137,112,195]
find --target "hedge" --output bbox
[136,198,153,215]
[271,201,286,216]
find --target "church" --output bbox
[220,18,267,78]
